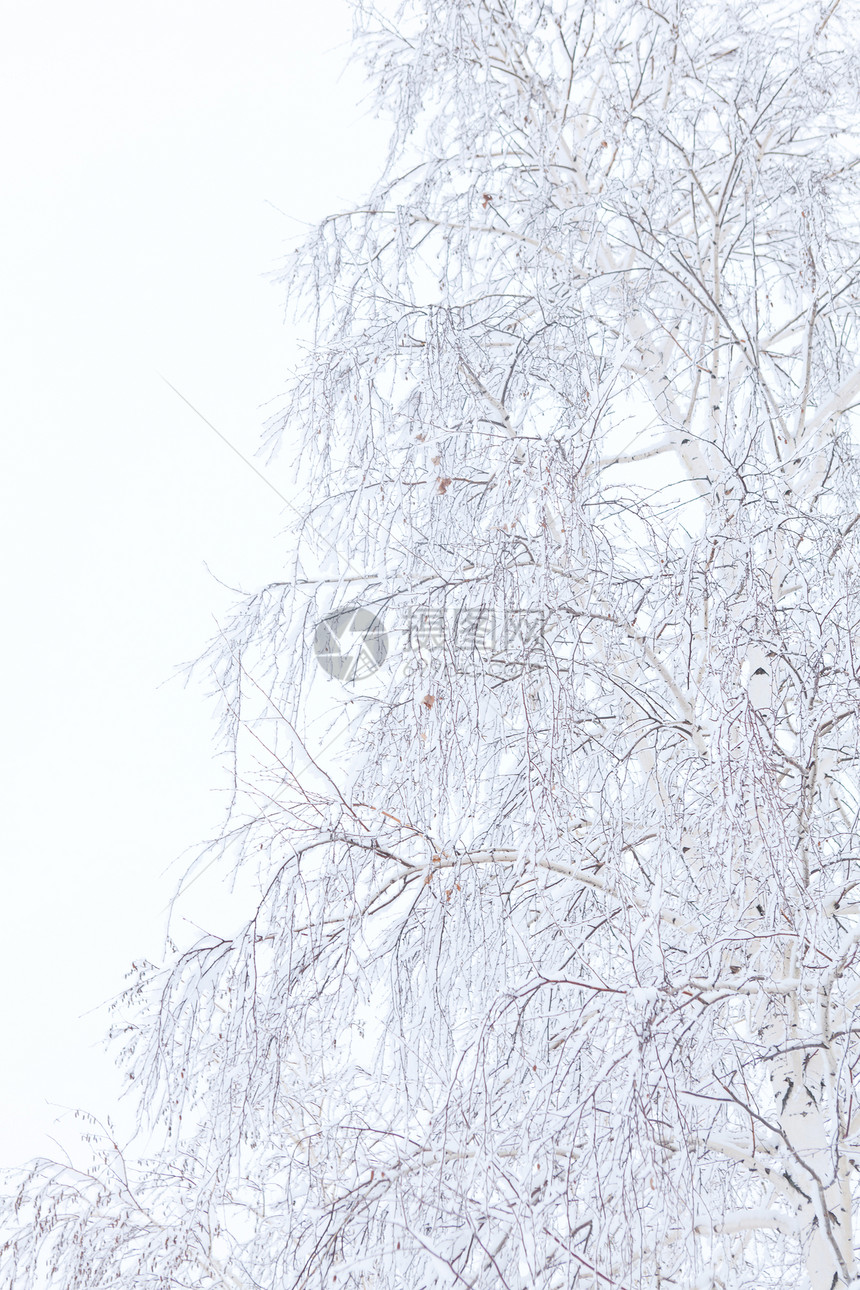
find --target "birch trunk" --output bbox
[4,2,860,1288]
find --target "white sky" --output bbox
[0,0,386,1165]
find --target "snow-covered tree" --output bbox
[5,0,860,1285]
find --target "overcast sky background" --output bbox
[0,0,386,1165]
